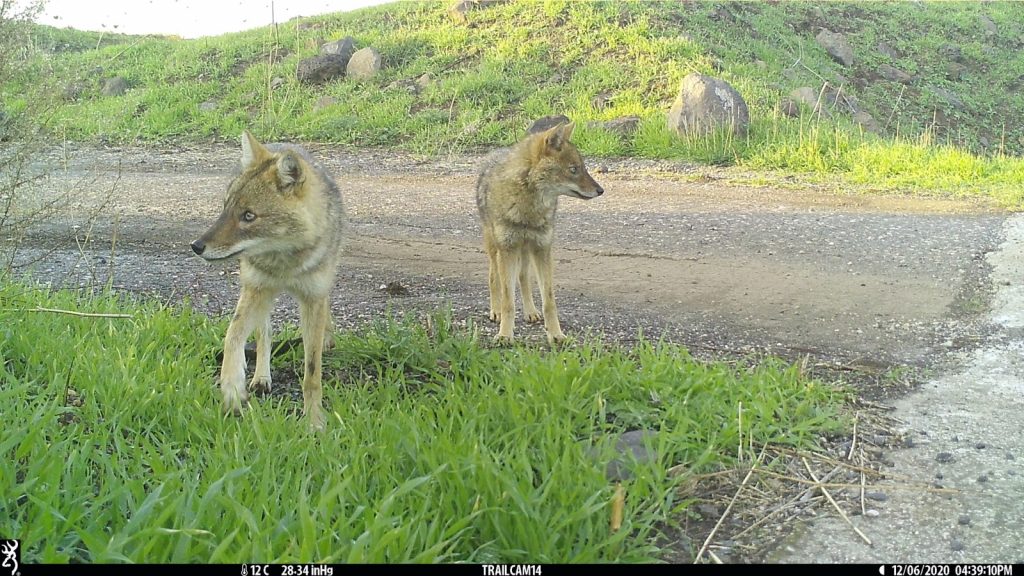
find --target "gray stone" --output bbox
[877,42,899,59]
[936,451,955,463]
[878,63,913,84]
[527,115,570,135]
[979,14,998,36]
[297,54,346,85]
[778,97,801,118]
[816,29,854,67]
[198,101,217,112]
[930,86,965,111]
[320,36,356,66]
[589,116,640,137]
[346,47,382,80]
[789,86,828,116]
[416,73,433,90]
[854,110,881,134]
[667,73,749,137]
[270,77,286,90]
[958,514,971,525]
[604,429,659,481]
[101,76,129,97]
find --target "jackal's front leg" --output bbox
[221,285,275,415]
[299,295,330,431]
[494,248,521,343]
[532,245,566,345]
[249,312,273,394]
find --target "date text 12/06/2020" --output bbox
[882,565,1014,576]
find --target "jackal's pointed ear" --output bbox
[276,151,303,189]
[543,122,575,152]
[240,130,269,168]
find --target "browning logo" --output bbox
[0,540,18,576]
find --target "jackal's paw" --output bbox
[306,409,326,432]
[489,310,500,323]
[546,331,568,346]
[323,335,336,352]
[249,376,272,395]
[523,308,543,323]
[493,333,515,346]
[221,388,249,416]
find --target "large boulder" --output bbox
[320,36,356,64]
[666,73,749,137]
[816,29,854,67]
[296,54,346,85]
[346,47,382,80]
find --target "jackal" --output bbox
[475,122,604,344]
[191,131,345,430]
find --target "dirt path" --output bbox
[10,143,1020,561]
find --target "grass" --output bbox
[0,279,851,563]
[2,1,1022,203]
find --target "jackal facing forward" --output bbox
[191,131,345,431]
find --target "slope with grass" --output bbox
[0,282,850,562]
[3,1,1023,202]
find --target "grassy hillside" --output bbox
[4,1,1023,199]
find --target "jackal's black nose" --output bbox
[595,186,604,196]
[190,239,205,256]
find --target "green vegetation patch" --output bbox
[0,279,850,562]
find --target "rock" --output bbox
[449,0,503,23]
[589,116,640,137]
[313,96,337,112]
[866,491,888,502]
[815,29,854,67]
[346,47,382,80]
[940,44,964,62]
[876,42,899,59]
[864,509,880,517]
[979,14,998,36]
[878,63,913,84]
[789,86,828,116]
[977,475,989,483]
[975,442,987,450]
[588,429,660,482]
[930,86,965,111]
[667,73,749,137]
[63,82,86,102]
[320,36,355,65]
[416,73,433,90]
[946,62,966,82]
[527,114,570,134]
[198,101,217,112]
[270,77,286,90]
[1007,452,1016,460]
[958,515,971,525]
[296,54,346,85]
[101,76,129,97]
[449,0,473,23]
[951,539,966,552]
[778,97,801,118]
[936,451,954,463]
[854,110,881,134]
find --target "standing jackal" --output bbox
[191,131,345,431]
[475,122,604,344]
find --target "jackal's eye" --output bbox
[569,165,579,175]
[241,210,256,222]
